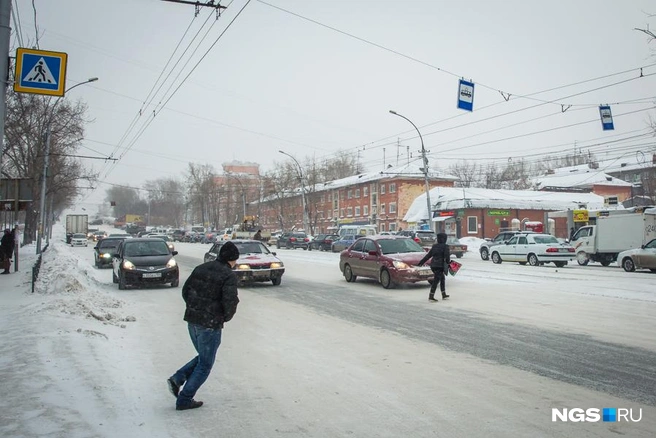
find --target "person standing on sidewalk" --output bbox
[1,228,15,274]
[417,232,451,302]
[168,241,241,410]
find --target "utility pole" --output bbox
[0,0,12,176]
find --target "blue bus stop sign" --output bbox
[14,48,68,97]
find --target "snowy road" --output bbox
[2,229,655,437]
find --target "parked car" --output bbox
[397,229,437,248]
[309,234,340,251]
[93,236,129,268]
[111,238,179,289]
[171,229,186,242]
[204,239,285,286]
[490,233,575,267]
[338,235,434,289]
[479,231,535,261]
[267,232,281,247]
[617,239,656,272]
[277,232,310,250]
[331,234,358,252]
[446,236,467,258]
[70,233,88,247]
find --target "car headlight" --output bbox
[168,243,174,250]
[123,260,135,270]
[393,260,410,269]
[166,258,177,268]
[102,253,111,258]
[270,262,283,269]
[236,264,251,270]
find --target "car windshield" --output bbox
[377,238,424,254]
[99,240,121,249]
[233,242,269,254]
[533,235,559,244]
[124,241,170,256]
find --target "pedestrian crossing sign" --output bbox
[14,48,68,96]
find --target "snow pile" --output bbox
[32,244,136,328]
[459,236,485,252]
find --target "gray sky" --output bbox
[11,0,656,210]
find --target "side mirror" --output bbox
[93,246,98,250]
[172,250,179,256]
[565,239,570,243]
[272,252,277,256]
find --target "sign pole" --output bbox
[0,0,12,175]
[36,125,51,254]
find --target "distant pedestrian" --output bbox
[1,228,15,274]
[417,232,450,302]
[253,229,262,241]
[168,241,240,410]
[569,227,575,240]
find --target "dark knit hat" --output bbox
[218,241,240,262]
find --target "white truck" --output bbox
[569,212,656,266]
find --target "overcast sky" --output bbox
[11,0,656,211]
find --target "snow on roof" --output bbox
[533,170,633,189]
[403,187,607,223]
[549,154,655,176]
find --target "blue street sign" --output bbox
[457,79,475,112]
[14,48,68,97]
[599,105,614,131]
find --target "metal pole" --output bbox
[242,192,246,219]
[36,125,51,254]
[389,110,433,229]
[279,150,308,232]
[0,0,11,176]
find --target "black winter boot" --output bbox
[428,292,438,302]
[442,292,450,299]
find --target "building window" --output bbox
[355,188,360,198]
[380,184,386,194]
[364,205,369,216]
[333,199,338,210]
[467,216,478,234]
[380,223,386,231]
[363,187,368,197]
[389,223,397,231]
[355,206,360,216]
[371,184,377,194]
[340,208,345,218]
[389,202,396,213]
[347,190,353,199]
[320,195,325,203]
[347,207,353,217]
[389,183,396,193]
[380,204,386,214]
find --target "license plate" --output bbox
[419,270,433,277]
[559,248,569,252]
[142,272,161,278]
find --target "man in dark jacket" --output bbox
[168,241,241,410]
[417,232,451,302]
[1,228,15,274]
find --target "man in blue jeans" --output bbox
[168,241,240,410]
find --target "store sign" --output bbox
[439,211,455,217]
[573,209,589,222]
[488,209,510,216]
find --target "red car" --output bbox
[204,239,285,286]
[338,235,434,289]
[447,236,468,258]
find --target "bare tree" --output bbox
[448,160,478,188]
[143,177,185,226]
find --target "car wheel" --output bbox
[308,245,312,251]
[480,247,489,260]
[272,277,282,286]
[622,257,636,272]
[380,269,395,289]
[528,254,539,266]
[554,261,567,268]
[343,264,357,283]
[576,251,589,266]
[491,252,502,264]
[171,278,179,288]
[112,270,118,284]
[118,271,127,290]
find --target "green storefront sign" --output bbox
[488,209,510,216]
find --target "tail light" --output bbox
[290,237,297,242]
[546,248,558,252]
[414,237,420,243]
[568,247,574,252]
[304,238,309,242]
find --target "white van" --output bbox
[338,225,377,238]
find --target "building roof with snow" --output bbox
[532,169,633,190]
[403,187,608,223]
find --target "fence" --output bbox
[31,243,48,293]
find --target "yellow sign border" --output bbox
[14,48,68,97]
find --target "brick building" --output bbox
[533,168,634,202]
[404,187,607,239]
[258,162,457,234]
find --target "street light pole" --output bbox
[36,77,98,254]
[279,150,308,232]
[389,110,432,229]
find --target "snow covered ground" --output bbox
[1,222,654,437]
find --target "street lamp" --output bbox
[37,77,98,254]
[389,110,432,229]
[278,150,308,232]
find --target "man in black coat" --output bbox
[1,228,15,274]
[417,232,451,302]
[168,241,241,410]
